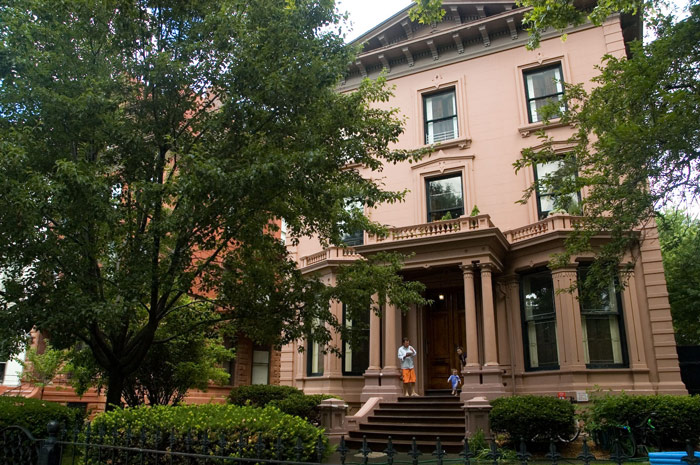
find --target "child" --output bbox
[447,368,461,396]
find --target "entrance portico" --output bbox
[357,215,510,401]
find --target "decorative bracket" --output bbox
[378,34,389,47]
[378,54,391,73]
[453,33,464,54]
[402,47,414,67]
[450,6,462,25]
[507,17,518,40]
[479,25,490,47]
[476,5,486,18]
[355,60,367,78]
[401,19,413,39]
[426,39,439,60]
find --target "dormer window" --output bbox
[424,89,458,144]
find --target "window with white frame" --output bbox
[524,64,565,123]
[521,269,559,370]
[578,266,628,367]
[251,346,270,384]
[535,160,580,219]
[340,200,364,246]
[424,89,458,144]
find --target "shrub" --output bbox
[89,403,328,463]
[585,392,700,448]
[490,395,575,442]
[227,384,303,407]
[0,397,84,438]
[269,394,336,425]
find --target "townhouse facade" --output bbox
[280,0,687,408]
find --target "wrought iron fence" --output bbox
[3,421,700,465]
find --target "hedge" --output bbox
[227,384,303,407]
[0,397,84,439]
[269,394,336,425]
[89,403,328,463]
[585,392,700,447]
[490,395,576,442]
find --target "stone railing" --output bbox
[504,213,581,243]
[299,246,362,268]
[366,214,495,244]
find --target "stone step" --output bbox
[359,422,465,433]
[367,415,464,424]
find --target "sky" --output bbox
[339,0,412,41]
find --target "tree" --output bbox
[516,3,700,292]
[0,0,427,409]
[657,210,700,345]
[19,345,67,400]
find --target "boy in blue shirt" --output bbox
[447,368,461,396]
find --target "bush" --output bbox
[490,395,576,442]
[227,384,303,407]
[0,397,84,438]
[585,392,700,448]
[89,404,328,463]
[269,394,336,425]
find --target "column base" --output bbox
[361,368,403,402]
[460,365,507,400]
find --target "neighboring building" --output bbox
[280,0,686,408]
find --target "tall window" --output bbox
[426,174,464,222]
[579,267,627,367]
[0,362,5,385]
[342,305,370,376]
[341,200,363,246]
[251,346,270,384]
[521,270,559,370]
[524,64,565,123]
[424,89,458,144]
[307,323,324,376]
[535,160,580,219]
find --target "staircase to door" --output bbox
[345,390,466,452]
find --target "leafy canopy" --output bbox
[0,0,427,407]
[515,3,700,291]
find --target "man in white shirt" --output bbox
[397,337,419,396]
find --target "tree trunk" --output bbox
[105,372,125,411]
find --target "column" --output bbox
[481,264,498,367]
[551,267,584,370]
[461,265,480,367]
[362,294,385,402]
[368,303,381,370]
[378,300,402,400]
[621,269,654,393]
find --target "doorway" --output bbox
[424,288,466,389]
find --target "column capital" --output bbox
[480,262,494,276]
[460,264,476,278]
[550,268,578,280]
[497,274,519,288]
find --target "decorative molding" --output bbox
[476,5,486,18]
[518,119,570,137]
[479,25,491,47]
[378,34,389,47]
[410,152,475,171]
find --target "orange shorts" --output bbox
[402,368,416,384]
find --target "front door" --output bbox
[424,288,466,389]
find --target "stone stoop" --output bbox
[344,390,466,452]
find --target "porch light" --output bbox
[438,294,445,300]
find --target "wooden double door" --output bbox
[424,288,466,389]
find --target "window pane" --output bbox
[535,160,579,219]
[524,65,565,123]
[427,175,464,221]
[252,349,270,385]
[343,306,370,375]
[521,270,558,369]
[340,200,364,246]
[424,90,458,143]
[308,339,324,375]
[426,92,456,120]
